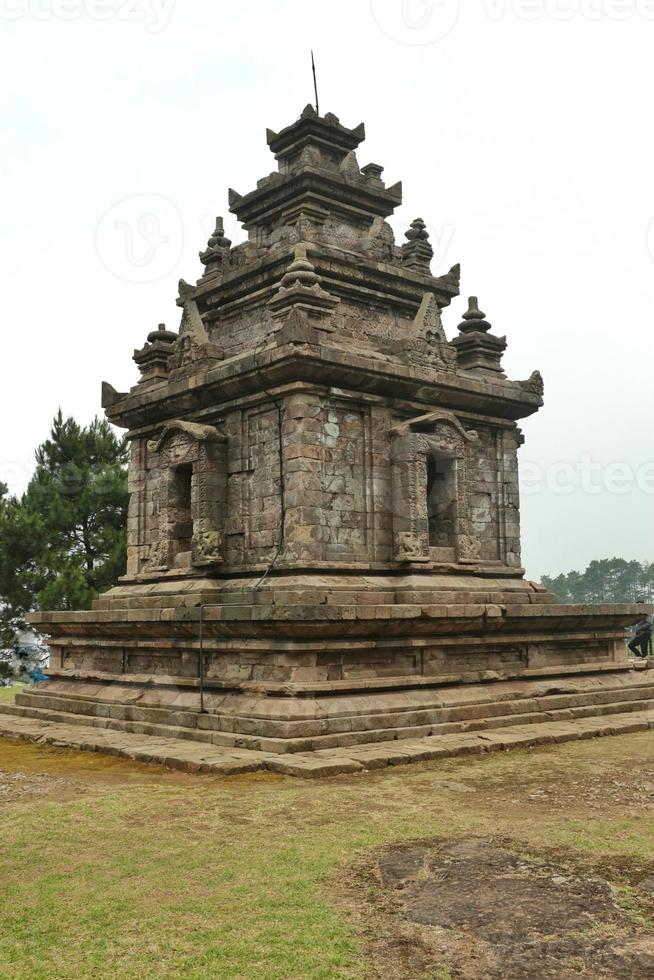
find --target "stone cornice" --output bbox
[230,166,402,229]
[105,340,543,431]
[267,109,366,160]
[194,244,460,322]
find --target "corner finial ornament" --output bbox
[199,216,232,275]
[518,370,545,397]
[280,243,321,289]
[452,295,507,377]
[405,217,429,243]
[132,322,178,385]
[268,243,340,322]
[402,218,434,273]
[206,216,231,252]
[459,296,492,333]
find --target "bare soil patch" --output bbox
[0,768,69,806]
[345,837,654,979]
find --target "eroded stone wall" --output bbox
[125,388,523,576]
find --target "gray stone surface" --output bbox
[0,706,652,778]
[27,105,652,753]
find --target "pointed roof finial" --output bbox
[146,322,177,344]
[452,296,507,377]
[199,217,232,274]
[280,243,321,289]
[405,217,430,243]
[206,216,232,252]
[268,243,340,321]
[402,218,433,273]
[458,296,492,333]
[361,163,384,181]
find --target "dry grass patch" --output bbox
[0,731,653,977]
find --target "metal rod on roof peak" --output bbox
[311,49,320,116]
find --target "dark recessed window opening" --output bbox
[426,456,456,548]
[170,464,193,558]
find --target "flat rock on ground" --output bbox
[360,838,654,979]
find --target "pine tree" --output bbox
[542,558,653,604]
[0,412,129,646]
[0,482,43,648]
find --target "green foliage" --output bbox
[0,482,44,649]
[0,411,128,646]
[542,558,654,605]
[0,682,20,699]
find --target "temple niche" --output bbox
[145,421,227,570]
[19,105,649,769]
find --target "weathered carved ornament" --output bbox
[146,421,227,570]
[391,410,481,565]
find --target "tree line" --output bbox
[0,411,128,655]
[541,559,654,605]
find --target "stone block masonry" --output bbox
[15,104,652,767]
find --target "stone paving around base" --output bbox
[0,709,652,779]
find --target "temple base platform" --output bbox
[2,572,649,766]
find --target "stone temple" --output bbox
[14,106,653,773]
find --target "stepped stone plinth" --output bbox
[18,105,652,766]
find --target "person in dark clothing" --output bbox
[629,618,653,659]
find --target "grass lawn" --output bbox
[0,684,21,703]
[1,731,654,978]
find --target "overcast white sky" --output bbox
[1,0,653,579]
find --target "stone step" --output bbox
[0,702,297,753]
[3,690,654,754]
[0,708,652,778]
[18,679,654,721]
[269,711,654,778]
[42,659,644,696]
[0,702,236,747]
[14,679,654,742]
[0,712,271,774]
[16,692,205,730]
